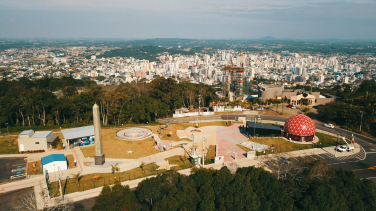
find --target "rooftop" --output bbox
[61,125,94,140]
[41,154,66,166]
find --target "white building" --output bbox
[41,154,68,175]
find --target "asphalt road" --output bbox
[159,114,376,180]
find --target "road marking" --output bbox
[349,161,353,162]
[366,152,376,154]
[333,163,339,165]
[309,155,317,160]
[341,162,346,163]
[316,154,325,159]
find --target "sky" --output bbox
[0,0,376,40]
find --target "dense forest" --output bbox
[318,80,376,135]
[0,77,216,130]
[91,163,376,211]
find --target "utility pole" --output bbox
[282,97,284,115]
[359,111,363,132]
[58,167,63,200]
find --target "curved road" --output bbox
[160,114,376,181]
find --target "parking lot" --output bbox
[262,151,367,177]
[0,157,27,184]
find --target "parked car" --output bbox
[324,123,334,128]
[291,105,297,109]
[287,104,293,108]
[280,157,291,164]
[337,145,347,152]
[256,107,264,111]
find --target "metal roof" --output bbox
[33,131,52,138]
[246,121,284,131]
[41,154,66,166]
[61,125,94,140]
[20,130,34,135]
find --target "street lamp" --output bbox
[191,134,195,156]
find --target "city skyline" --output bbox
[1,0,376,40]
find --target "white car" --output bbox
[256,107,264,111]
[291,106,297,109]
[324,123,334,128]
[337,145,347,152]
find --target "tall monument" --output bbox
[93,103,105,165]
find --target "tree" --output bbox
[111,163,119,174]
[71,172,83,191]
[93,180,140,211]
[19,188,73,211]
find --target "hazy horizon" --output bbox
[1,0,376,40]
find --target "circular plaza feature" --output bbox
[116,128,152,141]
[284,114,316,142]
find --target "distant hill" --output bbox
[260,36,277,40]
[100,45,198,61]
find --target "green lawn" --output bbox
[249,132,344,155]
[0,136,18,154]
[164,155,193,171]
[49,163,159,197]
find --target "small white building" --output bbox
[18,130,59,152]
[41,154,67,175]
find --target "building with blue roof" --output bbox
[41,154,67,175]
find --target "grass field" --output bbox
[249,132,344,154]
[81,122,236,159]
[164,155,193,171]
[80,127,156,159]
[206,145,216,163]
[49,163,159,197]
[0,136,19,154]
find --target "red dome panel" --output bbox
[284,114,315,136]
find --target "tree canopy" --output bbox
[0,77,216,129]
[92,164,376,211]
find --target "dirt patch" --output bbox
[65,154,77,169]
[0,187,34,210]
[236,144,253,152]
[28,160,43,175]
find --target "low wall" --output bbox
[173,112,215,118]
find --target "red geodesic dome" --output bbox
[284,114,316,136]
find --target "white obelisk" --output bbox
[93,103,105,165]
